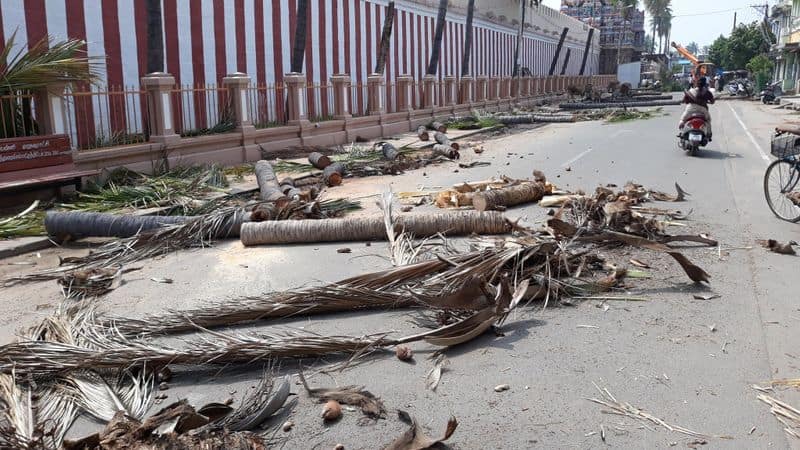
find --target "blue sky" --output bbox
[542,0,771,47]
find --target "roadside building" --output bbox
[771,0,799,93]
[560,0,646,75]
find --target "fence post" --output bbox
[33,82,69,137]
[331,74,352,119]
[222,73,254,131]
[475,77,487,103]
[502,77,513,100]
[443,76,457,106]
[422,75,437,109]
[459,76,474,105]
[487,78,498,101]
[396,75,414,111]
[521,77,530,98]
[367,74,385,115]
[141,73,180,144]
[284,73,310,125]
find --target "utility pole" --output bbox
[732,12,737,32]
[751,3,773,45]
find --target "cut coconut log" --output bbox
[430,121,447,133]
[255,160,289,206]
[431,144,459,160]
[417,126,430,141]
[241,211,511,245]
[279,178,295,194]
[323,162,346,186]
[44,210,250,239]
[308,152,332,170]
[433,132,460,150]
[473,182,546,212]
[377,142,400,160]
[251,204,279,222]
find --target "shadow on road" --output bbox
[691,148,744,159]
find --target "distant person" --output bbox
[678,77,715,141]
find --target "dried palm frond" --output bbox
[66,368,155,423]
[757,392,800,439]
[204,371,291,432]
[587,382,731,440]
[0,326,393,375]
[0,373,77,450]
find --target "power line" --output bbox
[665,7,751,19]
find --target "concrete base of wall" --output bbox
[71,87,600,176]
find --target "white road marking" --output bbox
[728,103,770,163]
[562,147,593,168]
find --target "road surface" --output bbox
[2,98,800,449]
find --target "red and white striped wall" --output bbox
[1,0,599,139]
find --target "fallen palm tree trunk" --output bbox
[240,211,510,245]
[308,152,332,169]
[496,114,575,124]
[323,162,345,186]
[5,208,249,286]
[559,100,681,110]
[44,212,189,239]
[416,126,430,141]
[473,182,546,212]
[255,160,288,205]
[604,94,673,102]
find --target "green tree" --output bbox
[746,53,774,90]
[707,34,729,68]
[727,22,772,69]
[708,22,772,70]
[686,41,699,55]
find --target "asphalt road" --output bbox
[2,98,800,449]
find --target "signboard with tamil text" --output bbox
[0,135,72,173]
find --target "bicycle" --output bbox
[764,128,800,222]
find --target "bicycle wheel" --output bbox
[764,159,800,222]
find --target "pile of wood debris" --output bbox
[0,167,724,448]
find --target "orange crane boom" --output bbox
[671,41,699,66]
[671,41,714,84]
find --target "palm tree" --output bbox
[0,33,102,138]
[657,8,672,54]
[426,0,448,75]
[291,0,309,73]
[146,0,163,73]
[374,2,396,74]
[461,0,476,77]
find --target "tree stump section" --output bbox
[255,161,290,207]
[473,182,546,212]
[308,152,332,170]
[417,126,430,141]
[323,162,346,186]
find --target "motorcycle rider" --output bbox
[678,76,715,141]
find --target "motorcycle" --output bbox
[760,80,783,104]
[678,114,710,156]
[727,78,752,97]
